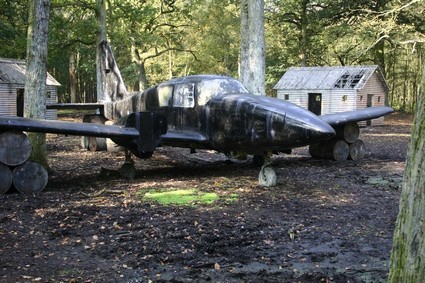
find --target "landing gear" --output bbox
[254,152,277,187]
[253,154,266,167]
[120,149,136,180]
[258,163,277,187]
[120,162,136,180]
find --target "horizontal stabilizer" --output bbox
[0,116,139,139]
[320,106,394,126]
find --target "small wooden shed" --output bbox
[0,58,60,120]
[273,65,389,126]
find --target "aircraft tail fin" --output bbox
[98,40,128,102]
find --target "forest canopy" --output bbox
[0,0,423,112]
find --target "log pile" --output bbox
[0,131,48,194]
[309,122,365,161]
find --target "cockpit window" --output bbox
[197,79,249,106]
[158,84,173,107]
[173,83,195,108]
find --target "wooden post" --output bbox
[12,161,48,194]
[0,162,13,194]
[0,131,32,166]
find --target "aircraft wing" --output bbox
[319,106,394,126]
[46,103,104,110]
[0,116,139,139]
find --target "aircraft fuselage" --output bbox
[103,75,335,156]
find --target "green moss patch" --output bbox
[138,188,238,206]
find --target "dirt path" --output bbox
[0,113,411,282]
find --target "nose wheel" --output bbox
[258,163,277,187]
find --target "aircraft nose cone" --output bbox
[283,105,335,147]
[307,119,335,141]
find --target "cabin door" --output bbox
[308,93,322,115]
[366,94,374,126]
[16,89,24,117]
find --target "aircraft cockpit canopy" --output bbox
[157,77,250,108]
[197,78,249,106]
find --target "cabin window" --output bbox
[284,94,289,100]
[46,91,52,98]
[158,85,173,107]
[377,96,381,103]
[342,95,348,102]
[173,83,195,108]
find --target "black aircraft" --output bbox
[0,74,393,186]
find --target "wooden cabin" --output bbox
[0,58,60,120]
[273,65,389,126]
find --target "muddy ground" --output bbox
[0,113,412,283]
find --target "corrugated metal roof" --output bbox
[273,65,388,91]
[0,58,61,86]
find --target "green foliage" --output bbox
[1,0,423,111]
[0,0,28,58]
[182,0,240,77]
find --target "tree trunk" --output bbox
[389,61,425,281]
[12,161,48,194]
[138,61,149,91]
[300,0,309,66]
[0,131,32,166]
[0,163,13,194]
[24,0,50,169]
[96,0,107,102]
[69,52,77,103]
[239,0,265,96]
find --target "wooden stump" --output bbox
[348,139,365,160]
[82,114,107,124]
[330,140,349,161]
[13,161,48,194]
[88,137,107,152]
[82,114,108,151]
[106,138,124,152]
[334,122,359,144]
[309,139,349,161]
[0,162,13,194]
[0,131,32,166]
